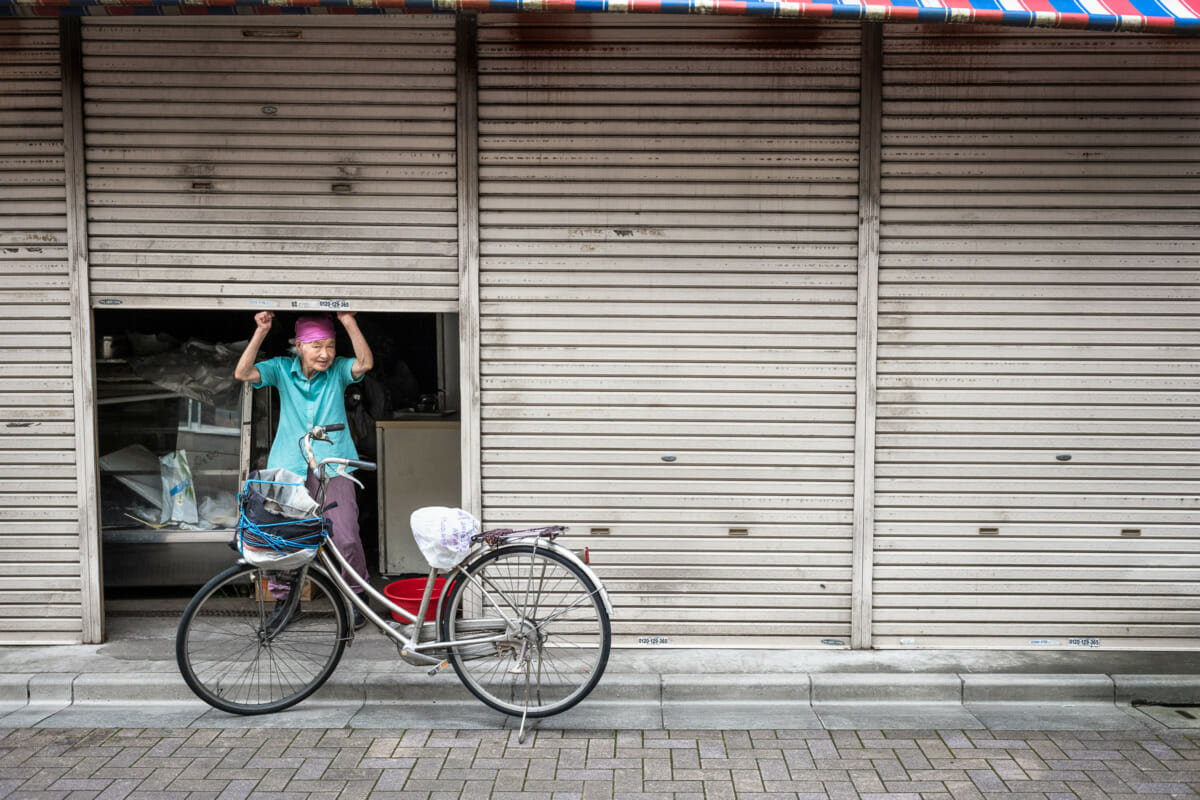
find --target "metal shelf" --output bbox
[102,528,236,545]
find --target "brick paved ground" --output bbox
[1,727,1197,800]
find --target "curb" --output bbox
[8,671,1199,707]
[963,673,1114,704]
[662,673,810,703]
[1114,674,1200,705]
[813,673,961,704]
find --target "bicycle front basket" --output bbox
[237,476,326,569]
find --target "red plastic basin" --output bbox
[383,576,446,623]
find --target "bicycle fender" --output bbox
[531,539,615,617]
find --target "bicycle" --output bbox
[175,422,613,737]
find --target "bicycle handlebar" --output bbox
[316,456,377,472]
[308,424,343,442]
[302,424,373,472]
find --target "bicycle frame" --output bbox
[306,531,613,664]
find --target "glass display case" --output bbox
[96,353,250,588]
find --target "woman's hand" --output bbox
[337,310,357,327]
[236,312,273,383]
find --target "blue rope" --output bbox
[237,479,328,555]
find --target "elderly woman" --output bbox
[234,311,375,628]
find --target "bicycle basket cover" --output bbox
[245,468,319,519]
[410,506,478,569]
[238,471,325,568]
[238,529,322,569]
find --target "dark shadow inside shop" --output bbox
[92,309,460,616]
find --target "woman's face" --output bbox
[298,338,336,375]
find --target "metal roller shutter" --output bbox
[80,16,458,311]
[477,15,862,647]
[0,21,83,643]
[874,26,1200,649]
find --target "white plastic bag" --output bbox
[159,449,197,525]
[410,506,478,569]
[199,492,238,528]
[245,468,319,519]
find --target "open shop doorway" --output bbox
[92,308,460,624]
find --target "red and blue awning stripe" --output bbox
[2,0,1198,32]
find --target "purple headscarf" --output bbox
[294,315,336,343]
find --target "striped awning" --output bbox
[1,0,1198,31]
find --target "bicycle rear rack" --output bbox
[474,525,567,548]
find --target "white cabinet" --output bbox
[376,420,461,575]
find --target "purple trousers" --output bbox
[267,470,368,598]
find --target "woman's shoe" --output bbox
[350,595,368,630]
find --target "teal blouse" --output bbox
[253,355,364,478]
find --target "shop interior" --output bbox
[93,308,461,620]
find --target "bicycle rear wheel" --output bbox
[440,544,611,718]
[176,562,348,715]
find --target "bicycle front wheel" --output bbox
[176,562,348,715]
[441,544,611,718]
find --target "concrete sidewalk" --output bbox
[2,611,1199,732]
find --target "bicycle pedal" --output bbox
[427,659,449,677]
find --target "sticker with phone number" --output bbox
[291,299,351,310]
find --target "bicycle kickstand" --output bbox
[517,707,537,745]
[516,642,537,744]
